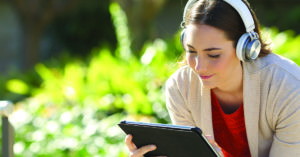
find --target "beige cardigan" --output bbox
[165,53,300,157]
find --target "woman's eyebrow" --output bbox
[203,47,221,51]
[187,44,221,51]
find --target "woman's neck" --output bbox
[211,64,243,113]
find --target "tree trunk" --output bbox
[20,24,43,70]
[8,0,81,70]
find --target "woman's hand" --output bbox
[125,134,166,157]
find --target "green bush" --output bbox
[5,38,179,157]
[0,2,184,156]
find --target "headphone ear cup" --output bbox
[236,33,261,62]
[245,38,261,60]
[236,33,251,62]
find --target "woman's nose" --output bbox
[195,56,207,73]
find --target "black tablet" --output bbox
[118,120,220,157]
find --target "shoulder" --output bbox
[254,54,300,96]
[255,54,300,116]
[250,53,300,81]
[245,53,300,106]
[252,54,300,131]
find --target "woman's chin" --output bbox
[201,82,216,89]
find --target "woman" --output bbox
[125,0,300,156]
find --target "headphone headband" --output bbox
[182,0,255,32]
[223,0,255,32]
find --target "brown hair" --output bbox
[180,0,271,65]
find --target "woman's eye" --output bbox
[208,54,220,58]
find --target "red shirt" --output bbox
[211,91,251,157]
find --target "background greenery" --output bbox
[0,1,300,157]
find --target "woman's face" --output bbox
[184,24,242,90]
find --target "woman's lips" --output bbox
[200,74,214,79]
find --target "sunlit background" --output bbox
[0,0,300,156]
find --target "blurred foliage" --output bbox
[109,2,132,60]
[1,32,181,157]
[0,2,183,156]
[0,2,299,157]
[263,27,300,64]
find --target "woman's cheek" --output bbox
[210,59,227,72]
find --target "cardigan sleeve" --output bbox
[268,75,300,156]
[165,72,196,126]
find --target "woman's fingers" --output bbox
[125,134,158,157]
[131,144,156,156]
[205,135,214,144]
[125,134,137,151]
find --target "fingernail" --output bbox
[151,145,156,149]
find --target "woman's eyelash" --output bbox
[208,54,220,58]
[185,50,220,58]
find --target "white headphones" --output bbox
[180,0,261,62]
